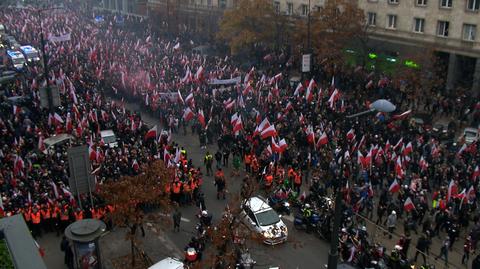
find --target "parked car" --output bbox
[100,130,118,148]
[463,126,479,144]
[240,196,288,245]
[148,257,185,269]
[410,113,432,134]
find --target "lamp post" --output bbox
[35,5,64,112]
[327,99,396,269]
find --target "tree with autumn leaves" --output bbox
[217,0,290,56]
[99,160,172,268]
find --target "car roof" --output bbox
[20,45,37,52]
[7,50,24,58]
[100,130,115,137]
[44,134,73,147]
[246,196,271,213]
[148,257,184,269]
[464,127,478,133]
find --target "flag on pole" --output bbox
[145,125,158,140]
[389,179,400,193]
[404,197,415,212]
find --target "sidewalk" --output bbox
[39,217,182,269]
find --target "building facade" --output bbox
[358,0,480,93]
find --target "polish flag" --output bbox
[419,156,428,171]
[195,66,204,80]
[346,129,355,140]
[403,197,415,212]
[467,186,476,200]
[365,149,372,167]
[54,113,64,124]
[472,165,480,181]
[244,67,255,84]
[403,142,413,156]
[132,159,140,171]
[447,179,458,201]
[284,101,293,112]
[299,113,305,125]
[145,125,158,140]
[278,138,288,152]
[225,99,236,110]
[306,125,315,145]
[242,84,253,96]
[317,132,328,147]
[393,137,404,151]
[305,79,316,102]
[328,89,340,109]
[266,145,272,156]
[261,125,277,139]
[294,83,304,96]
[173,42,180,50]
[457,144,467,156]
[357,151,366,167]
[88,145,97,161]
[185,92,194,104]
[389,179,400,193]
[385,140,391,153]
[254,118,271,136]
[183,107,195,121]
[13,105,21,115]
[395,157,404,178]
[233,116,243,132]
[163,148,171,164]
[198,109,206,128]
[231,113,239,126]
[456,189,467,201]
[365,80,373,89]
[392,110,412,121]
[271,137,280,153]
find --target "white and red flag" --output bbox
[183,107,195,122]
[328,89,340,109]
[389,179,400,193]
[198,109,206,128]
[447,179,458,201]
[261,125,277,139]
[145,125,158,140]
[233,116,243,133]
[403,197,415,212]
[316,132,328,148]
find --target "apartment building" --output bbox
[358,0,480,93]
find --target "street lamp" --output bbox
[327,99,396,269]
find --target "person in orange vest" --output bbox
[74,208,84,221]
[172,180,182,204]
[251,156,259,175]
[31,207,42,238]
[214,168,226,200]
[40,204,52,233]
[22,204,32,229]
[293,170,302,193]
[264,174,274,190]
[244,153,252,173]
[276,167,285,185]
[60,204,71,232]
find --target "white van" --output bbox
[148,257,184,269]
[19,45,41,62]
[6,50,26,70]
[100,130,118,148]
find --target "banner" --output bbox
[208,76,241,85]
[49,33,71,42]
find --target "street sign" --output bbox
[39,85,61,109]
[68,146,94,208]
[302,54,312,73]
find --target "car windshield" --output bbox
[465,131,477,138]
[103,135,116,144]
[12,58,24,65]
[27,52,39,59]
[255,209,280,226]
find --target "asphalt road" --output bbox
[123,100,333,269]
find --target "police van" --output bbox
[6,50,26,70]
[19,45,40,63]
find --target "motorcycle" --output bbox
[294,212,321,232]
[268,196,291,215]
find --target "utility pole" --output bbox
[38,9,54,112]
[307,0,311,53]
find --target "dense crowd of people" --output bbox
[0,1,479,268]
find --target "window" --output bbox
[274,1,280,13]
[287,2,293,15]
[367,12,377,26]
[437,20,450,37]
[463,24,477,41]
[440,0,452,8]
[416,0,427,6]
[388,0,399,4]
[219,0,227,8]
[414,18,425,33]
[387,14,397,29]
[467,0,480,11]
[301,4,309,16]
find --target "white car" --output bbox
[100,130,118,148]
[240,196,288,245]
[463,127,479,144]
[148,257,184,269]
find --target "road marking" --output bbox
[282,215,294,222]
[181,217,191,223]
